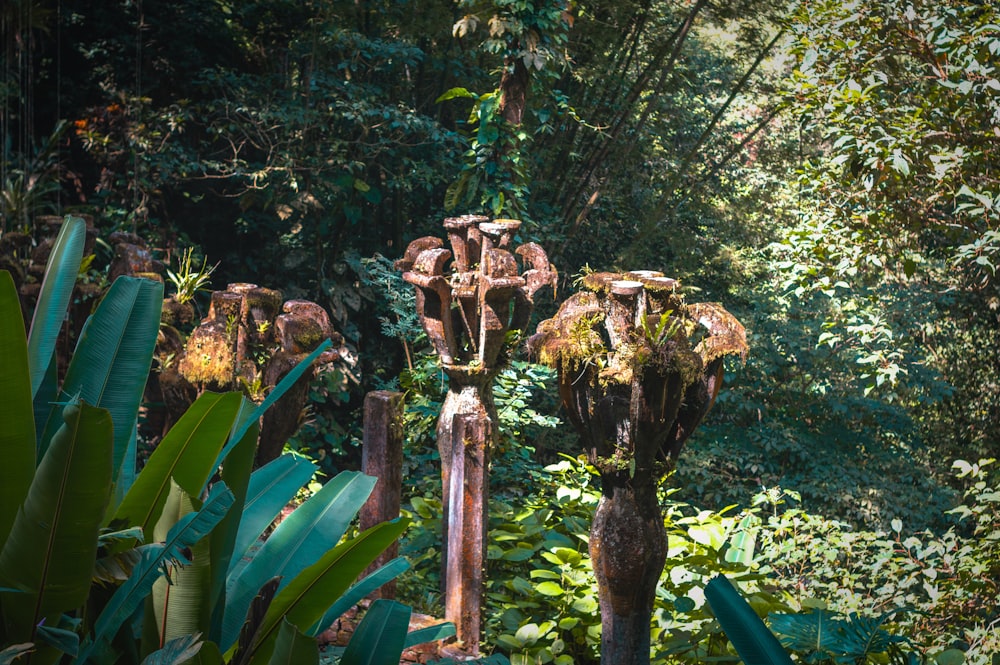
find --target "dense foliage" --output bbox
[3,0,1000,663]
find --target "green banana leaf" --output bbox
[139,633,204,665]
[79,484,234,664]
[338,599,410,665]
[703,575,795,665]
[26,215,86,398]
[115,422,140,505]
[114,391,243,539]
[218,339,332,464]
[0,401,113,661]
[150,481,215,645]
[724,513,760,566]
[186,641,224,665]
[403,622,456,650]
[222,471,376,651]
[240,517,410,665]
[266,619,318,665]
[31,346,58,453]
[34,624,80,658]
[37,276,162,479]
[0,270,36,543]
[207,417,261,644]
[226,453,317,582]
[306,557,411,637]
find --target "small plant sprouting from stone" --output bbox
[166,247,218,304]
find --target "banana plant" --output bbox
[704,576,962,665]
[0,220,446,663]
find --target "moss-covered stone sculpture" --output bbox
[529,271,747,665]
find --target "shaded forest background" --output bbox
[3,0,1000,576]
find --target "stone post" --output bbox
[360,390,405,599]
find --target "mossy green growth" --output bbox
[529,292,607,374]
[178,324,236,386]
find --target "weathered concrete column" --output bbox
[360,390,405,599]
[396,216,556,655]
[529,271,748,665]
[444,414,490,652]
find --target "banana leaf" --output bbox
[26,215,86,398]
[0,401,113,663]
[216,339,332,467]
[222,471,375,651]
[35,625,80,658]
[79,483,234,664]
[207,417,261,643]
[37,276,162,480]
[114,391,243,539]
[139,633,204,665]
[703,575,794,665]
[724,513,760,566]
[338,599,410,665]
[266,620,318,665]
[150,481,215,645]
[305,557,411,637]
[240,517,410,665]
[404,622,456,649]
[0,270,36,543]
[226,453,317,583]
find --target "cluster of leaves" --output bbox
[0,217,447,664]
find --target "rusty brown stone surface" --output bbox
[396,216,556,651]
[164,282,344,466]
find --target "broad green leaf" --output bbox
[241,518,409,664]
[151,481,214,645]
[338,599,410,665]
[0,401,113,648]
[0,270,36,543]
[704,575,794,665]
[31,348,58,451]
[140,633,204,665]
[38,276,162,478]
[221,339,332,461]
[535,581,564,596]
[80,484,234,663]
[306,557,411,636]
[222,471,375,651]
[115,391,243,539]
[435,87,475,103]
[725,514,759,566]
[228,453,316,578]
[26,215,86,398]
[187,640,224,665]
[403,622,456,649]
[208,417,261,644]
[35,625,80,657]
[266,619,318,665]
